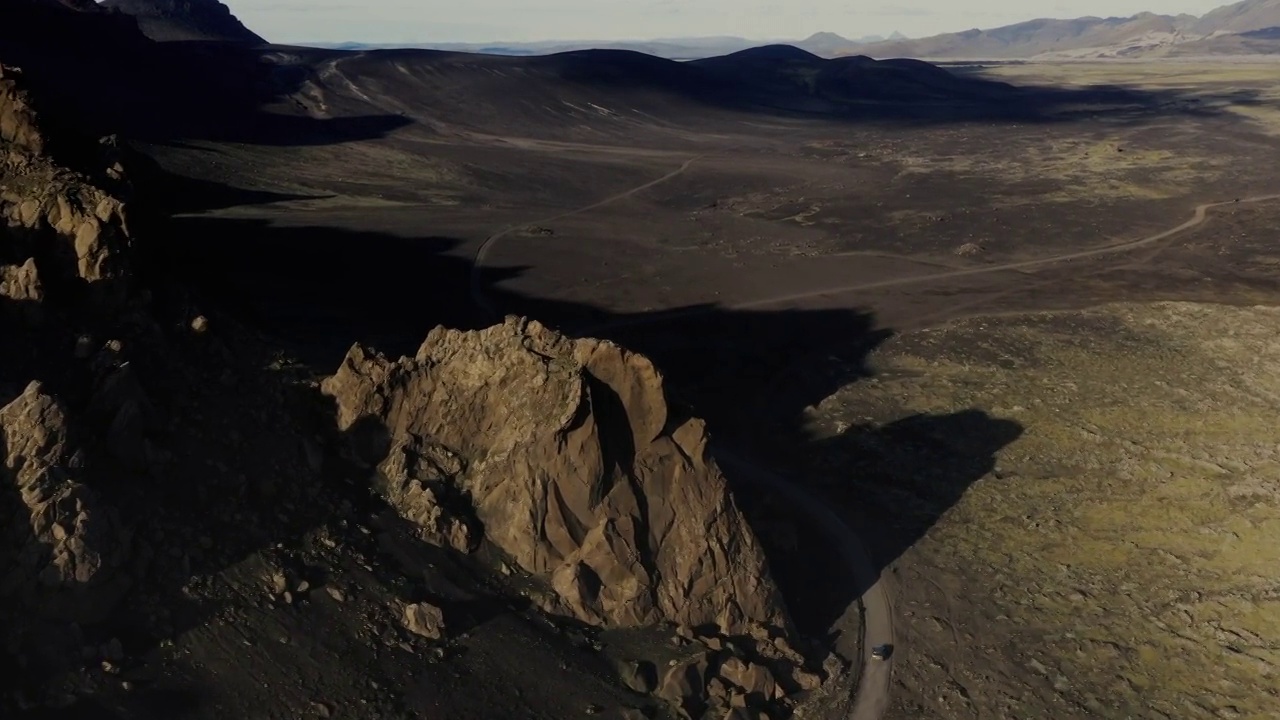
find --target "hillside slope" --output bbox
[0,8,836,720]
[1191,0,1280,34]
[99,0,263,43]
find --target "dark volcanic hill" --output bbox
[0,0,1072,161]
[688,46,1013,107]
[281,43,1045,145]
[100,0,264,43]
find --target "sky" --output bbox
[225,1,1242,44]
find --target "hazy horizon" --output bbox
[225,1,1240,45]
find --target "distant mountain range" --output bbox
[305,0,1280,60]
[855,0,1280,59]
[87,0,1280,60]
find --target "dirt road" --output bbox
[581,193,1280,334]
[715,448,894,720]
[469,156,700,318]
[728,193,1280,310]
[468,156,1280,720]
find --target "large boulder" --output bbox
[0,381,131,622]
[322,317,792,636]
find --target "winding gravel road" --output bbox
[469,156,700,319]
[470,154,1280,719]
[715,449,894,720]
[583,191,1280,333]
[725,192,1280,311]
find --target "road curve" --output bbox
[469,174,1279,719]
[583,193,1280,334]
[469,156,700,319]
[715,448,894,720]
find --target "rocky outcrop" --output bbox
[653,623,827,718]
[0,66,44,157]
[323,317,792,637]
[0,382,131,622]
[1,64,134,310]
[0,183,133,292]
[0,258,44,325]
[0,257,42,302]
[0,62,142,627]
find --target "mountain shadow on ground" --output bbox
[151,186,1024,665]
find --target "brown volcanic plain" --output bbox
[5,3,1280,719]
[148,50,1280,719]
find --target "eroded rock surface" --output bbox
[0,382,131,622]
[323,317,792,637]
[0,62,140,628]
[401,601,446,640]
[0,66,43,156]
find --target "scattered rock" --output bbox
[0,257,43,303]
[821,652,845,678]
[787,666,823,692]
[619,659,658,694]
[268,571,287,596]
[401,601,446,640]
[716,656,779,703]
[657,651,710,718]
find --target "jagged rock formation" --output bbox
[3,19,828,719]
[100,0,265,44]
[0,76,236,709]
[323,317,793,637]
[657,623,824,719]
[0,67,43,157]
[0,258,43,323]
[0,62,144,631]
[2,66,135,314]
[0,382,131,622]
